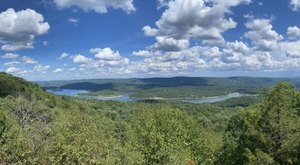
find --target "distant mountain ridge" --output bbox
[37,76,300,99]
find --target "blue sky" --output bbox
[1,0,300,80]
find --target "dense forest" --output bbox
[0,72,299,164]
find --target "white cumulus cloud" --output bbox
[5,67,21,73]
[290,0,300,11]
[287,26,300,39]
[22,56,38,64]
[142,0,250,52]
[72,54,92,63]
[0,8,50,51]
[150,37,190,51]
[58,52,69,60]
[53,68,64,73]
[244,18,283,51]
[53,0,135,14]
[33,64,50,73]
[280,41,300,58]
[91,47,122,61]
[1,53,19,59]
[4,61,20,67]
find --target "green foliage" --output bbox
[2,96,53,128]
[124,108,214,165]
[219,83,300,165]
[217,108,262,164]
[0,110,6,139]
[0,107,36,164]
[0,72,40,98]
[214,96,260,108]
[1,73,300,164]
[169,102,238,131]
[259,83,300,164]
[45,109,122,164]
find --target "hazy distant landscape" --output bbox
[39,77,300,99]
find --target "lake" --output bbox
[180,93,249,103]
[47,89,135,102]
[47,89,89,96]
[47,89,252,103]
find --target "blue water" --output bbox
[47,89,88,96]
[80,94,136,102]
[181,93,247,103]
[48,89,250,103]
[47,89,135,102]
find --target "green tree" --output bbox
[219,83,300,165]
[0,109,6,140]
[45,109,122,165]
[124,107,215,165]
[0,107,38,164]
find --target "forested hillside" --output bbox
[0,72,299,164]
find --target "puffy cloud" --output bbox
[133,50,154,58]
[1,53,53,79]
[4,61,20,67]
[129,47,210,74]
[129,37,300,75]
[143,26,159,37]
[1,43,33,51]
[53,0,135,14]
[70,47,130,70]
[150,37,189,51]
[226,41,250,55]
[1,53,19,59]
[0,8,50,51]
[53,68,64,73]
[221,41,268,68]
[68,68,76,71]
[91,47,121,60]
[279,41,300,58]
[72,54,92,63]
[67,47,131,78]
[130,0,295,75]
[22,56,38,64]
[33,64,50,73]
[287,26,300,39]
[142,0,250,52]
[122,12,300,76]
[58,52,69,60]
[290,0,300,11]
[5,67,21,73]
[157,0,169,8]
[201,46,221,58]
[208,0,251,7]
[1,52,53,78]
[244,18,283,51]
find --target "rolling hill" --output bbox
[38,76,300,98]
